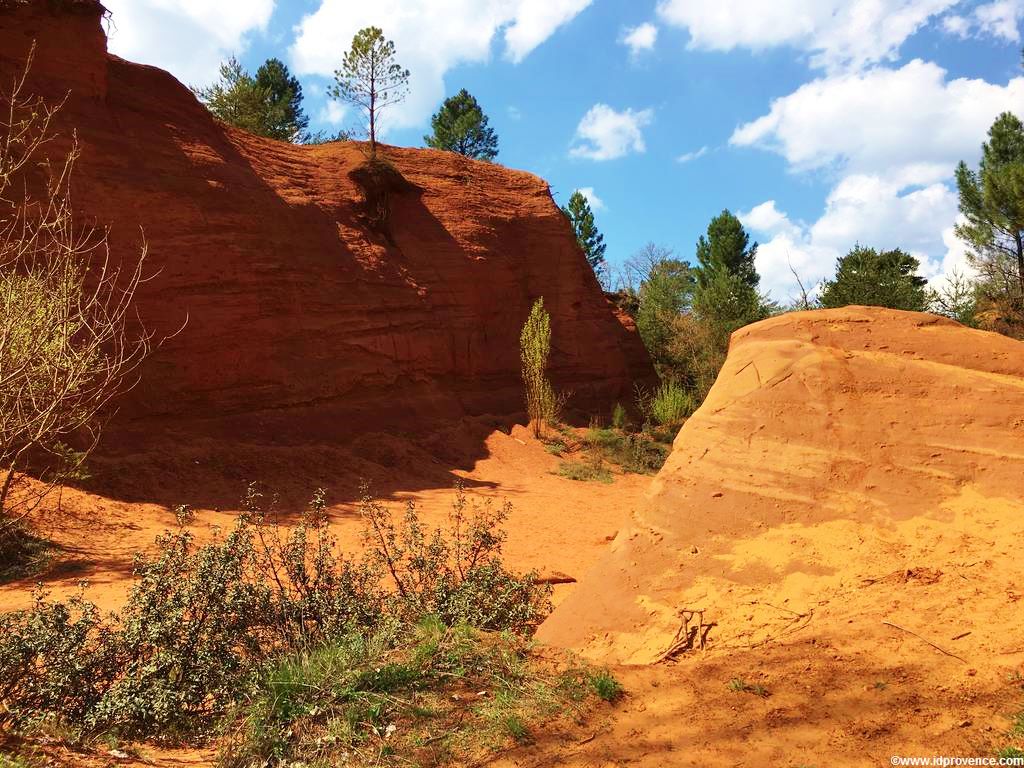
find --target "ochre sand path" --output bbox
[0,424,649,614]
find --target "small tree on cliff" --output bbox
[330,27,410,159]
[562,190,607,279]
[194,57,309,142]
[520,298,559,438]
[0,51,150,543]
[424,89,498,161]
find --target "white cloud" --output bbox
[951,0,1024,42]
[290,0,591,132]
[656,0,959,72]
[731,60,1024,178]
[942,14,973,36]
[732,59,1024,301]
[503,0,593,63]
[741,200,802,239]
[741,177,960,301]
[975,0,1024,41]
[569,104,654,161]
[621,22,658,57]
[676,145,708,163]
[576,186,606,211]
[104,0,274,86]
[318,101,346,126]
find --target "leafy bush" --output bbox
[611,402,628,430]
[0,520,51,584]
[359,483,550,634]
[584,427,668,475]
[520,298,563,438]
[644,381,693,428]
[0,484,551,742]
[556,459,613,484]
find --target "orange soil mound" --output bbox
[0,1,652,461]
[539,307,1024,665]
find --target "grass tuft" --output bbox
[556,460,613,484]
[589,671,623,702]
[728,678,769,698]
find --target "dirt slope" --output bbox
[540,306,1024,662]
[518,306,1024,765]
[0,1,652,459]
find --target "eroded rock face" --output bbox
[538,307,1024,663]
[0,1,653,448]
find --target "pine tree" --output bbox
[818,246,930,311]
[562,190,607,277]
[254,58,309,141]
[695,210,759,288]
[330,27,410,159]
[955,112,1024,302]
[424,89,498,161]
[194,58,309,142]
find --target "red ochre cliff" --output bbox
[0,1,654,459]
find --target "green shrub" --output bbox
[610,403,626,434]
[359,483,550,633]
[647,381,693,427]
[556,460,612,484]
[0,521,51,584]
[543,440,566,456]
[589,671,623,702]
[583,427,668,475]
[520,298,563,438]
[0,484,550,742]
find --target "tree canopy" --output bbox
[424,89,498,161]
[330,27,410,158]
[695,209,759,289]
[194,57,309,142]
[818,246,930,311]
[562,190,607,278]
[632,246,695,366]
[955,111,1024,303]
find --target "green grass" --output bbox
[223,616,615,767]
[556,460,613,484]
[728,678,769,698]
[583,427,670,476]
[1011,709,1024,738]
[0,524,53,584]
[589,671,623,702]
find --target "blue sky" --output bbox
[102,0,1023,302]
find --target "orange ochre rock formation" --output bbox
[0,0,653,450]
[539,307,1024,664]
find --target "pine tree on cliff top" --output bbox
[330,27,410,159]
[424,89,498,161]
[194,57,309,142]
[562,190,607,279]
